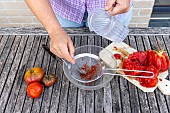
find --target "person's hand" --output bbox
[49,29,75,64]
[105,0,130,16]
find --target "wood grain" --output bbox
[0,34,169,113]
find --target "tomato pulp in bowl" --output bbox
[63,45,117,90]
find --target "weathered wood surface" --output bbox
[0,34,170,113]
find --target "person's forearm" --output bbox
[25,0,63,35]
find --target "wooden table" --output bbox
[0,28,170,113]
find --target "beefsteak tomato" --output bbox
[24,67,44,84]
[42,74,57,87]
[26,82,43,98]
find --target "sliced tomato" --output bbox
[128,51,147,65]
[137,65,159,88]
[122,59,146,76]
[122,51,147,76]
[147,50,169,72]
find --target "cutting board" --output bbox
[99,42,169,94]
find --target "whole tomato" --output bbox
[26,82,43,98]
[147,50,169,72]
[24,67,44,84]
[42,74,56,87]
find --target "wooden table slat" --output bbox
[76,35,86,113]
[94,36,104,113]
[162,36,170,80]
[0,35,2,42]
[147,36,167,113]
[135,36,151,113]
[118,37,131,113]
[0,35,21,96]
[13,35,41,113]
[2,35,28,113]
[30,35,48,113]
[86,36,95,113]
[0,35,21,112]
[67,36,78,113]
[101,37,113,113]
[38,37,53,113]
[41,50,58,112]
[5,35,35,113]
[48,57,63,113]
[20,36,43,113]
[154,36,170,113]
[0,35,15,76]
[162,36,170,113]
[57,72,70,113]
[140,36,160,113]
[0,35,8,57]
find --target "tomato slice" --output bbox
[137,65,159,88]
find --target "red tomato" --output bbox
[26,82,43,98]
[147,50,169,72]
[24,67,44,84]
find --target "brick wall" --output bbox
[0,0,41,27]
[129,0,155,27]
[0,0,155,28]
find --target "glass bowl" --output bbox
[63,45,117,90]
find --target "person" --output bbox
[25,0,133,64]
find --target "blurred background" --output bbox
[0,0,170,28]
[149,0,170,27]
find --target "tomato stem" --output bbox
[45,75,50,80]
[30,69,34,74]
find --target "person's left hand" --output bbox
[105,0,130,16]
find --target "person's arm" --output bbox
[105,0,130,16]
[25,0,75,64]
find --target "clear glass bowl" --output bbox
[63,45,117,90]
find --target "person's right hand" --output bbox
[49,29,75,64]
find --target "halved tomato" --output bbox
[137,65,159,88]
[147,50,169,72]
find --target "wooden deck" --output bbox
[0,32,170,113]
